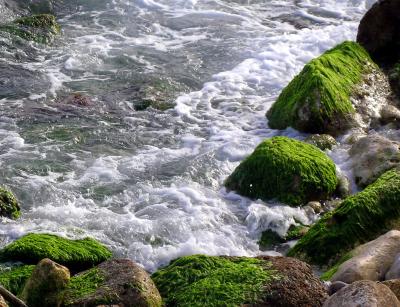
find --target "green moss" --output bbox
[288,168,400,265]
[152,255,279,307]
[0,14,60,44]
[0,187,21,219]
[63,268,105,305]
[320,253,353,281]
[258,230,285,249]
[285,224,309,241]
[267,41,375,133]
[0,265,35,295]
[0,234,112,270]
[224,136,338,206]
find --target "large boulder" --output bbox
[349,134,400,187]
[21,258,70,307]
[152,255,327,307]
[266,41,391,135]
[0,265,35,295]
[381,279,400,301]
[224,136,338,206]
[330,230,400,283]
[323,280,400,307]
[0,233,112,271]
[0,187,20,219]
[62,258,162,307]
[386,255,400,280]
[288,169,400,265]
[357,0,400,65]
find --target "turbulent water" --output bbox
[0,0,377,271]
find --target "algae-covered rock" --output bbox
[305,134,337,150]
[0,14,60,43]
[0,264,35,295]
[21,258,70,307]
[0,187,20,219]
[62,259,161,307]
[266,41,381,135]
[152,255,327,307]
[224,136,338,206]
[288,168,400,266]
[0,234,112,270]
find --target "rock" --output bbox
[349,134,400,187]
[0,14,61,44]
[323,280,400,307]
[0,295,7,307]
[305,134,337,150]
[285,224,309,241]
[224,136,338,206]
[0,233,112,271]
[266,41,390,135]
[328,281,348,295]
[330,230,400,283]
[0,265,35,295]
[59,93,93,107]
[21,258,70,307]
[357,0,400,65]
[336,173,351,198]
[152,255,327,307]
[258,229,285,249]
[306,201,323,214]
[62,258,162,307]
[288,169,400,266]
[381,279,400,301]
[386,255,400,280]
[0,187,20,219]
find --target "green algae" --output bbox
[0,234,112,270]
[224,136,338,206]
[0,187,20,219]
[0,265,35,295]
[267,41,375,134]
[288,168,400,265]
[152,255,279,307]
[0,14,60,44]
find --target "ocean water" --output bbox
[0,0,377,271]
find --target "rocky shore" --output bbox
[1,0,400,306]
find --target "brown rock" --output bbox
[323,280,400,307]
[381,279,400,301]
[21,258,70,307]
[63,258,162,307]
[332,230,400,283]
[257,256,328,306]
[357,0,400,65]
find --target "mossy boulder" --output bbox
[0,187,20,219]
[21,258,70,307]
[0,234,112,271]
[0,14,60,43]
[62,259,162,307]
[152,254,327,307]
[224,136,338,206]
[288,168,400,266]
[305,134,337,151]
[259,225,309,250]
[266,41,377,134]
[0,264,35,295]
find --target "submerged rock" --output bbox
[288,169,400,265]
[21,258,70,307]
[0,265,35,295]
[0,187,20,219]
[357,0,400,65]
[152,254,327,307]
[330,230,400,283]
[304,134,337,151]
[62,258,161,307]
[323,280,400,307]
[0,14,60,43]
[266,41,391,135]
[0,233,112,271]
[349,134,400,187]
[225,136,338,206]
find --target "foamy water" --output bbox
[0,0,377,271]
